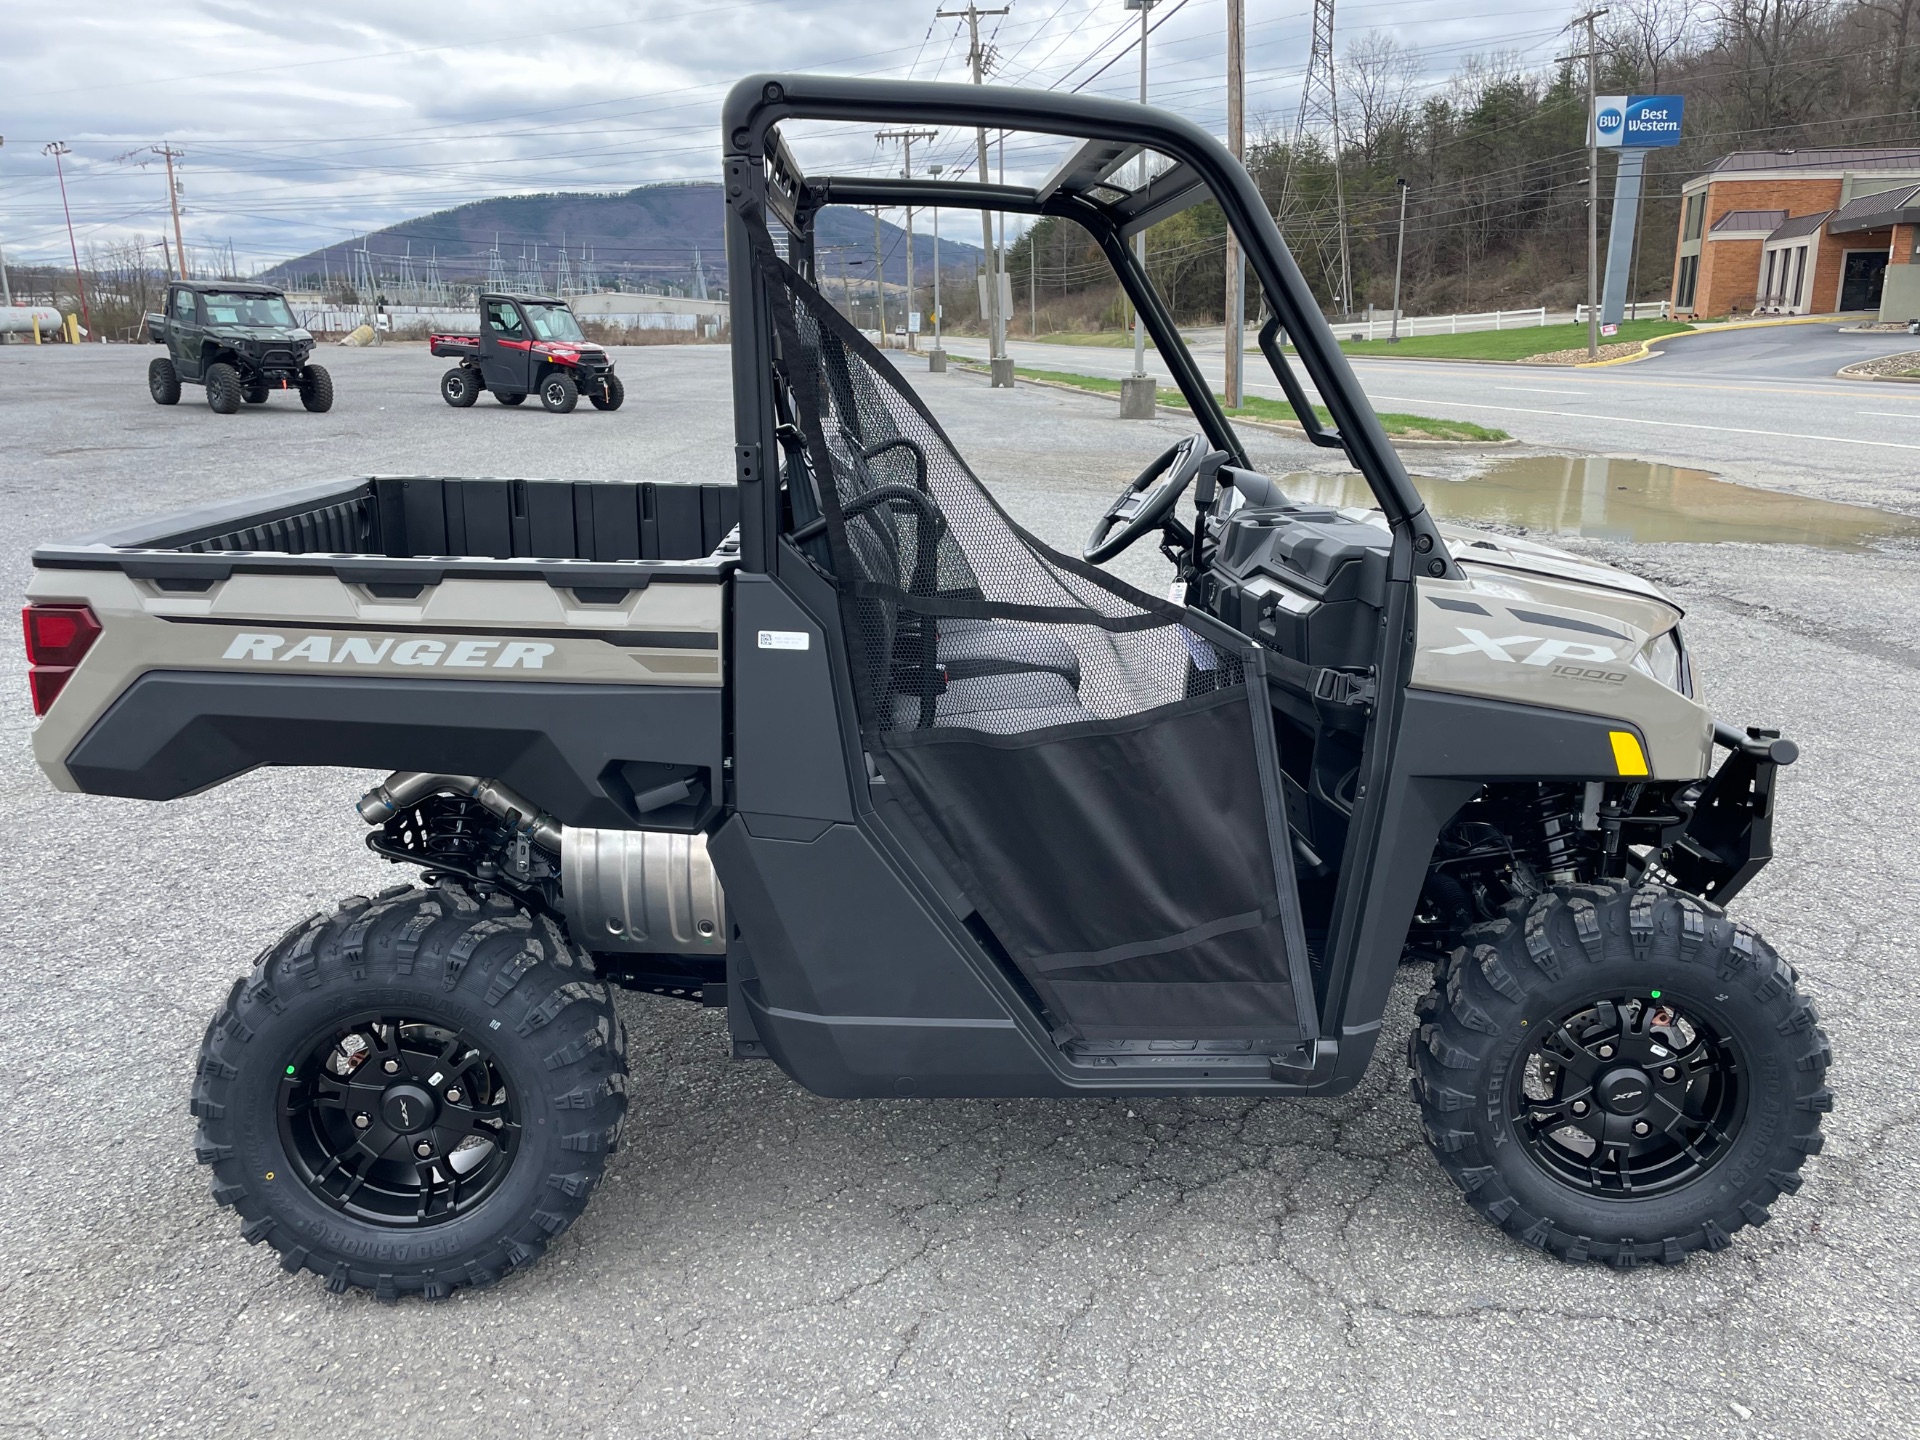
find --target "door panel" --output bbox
[482,299,531,391]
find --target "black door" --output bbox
[169,288,202,379]
[481,300,532,392]
[1841,251,1888,311]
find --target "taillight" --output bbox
[23,603,102,716]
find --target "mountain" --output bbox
[261,182,983,296]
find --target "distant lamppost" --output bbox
[1389,178,1410,343]
[1120,0,1158,418]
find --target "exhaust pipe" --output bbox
[356,771,563,853]
[356,772,725,956]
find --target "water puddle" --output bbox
[1282,455,1920,549]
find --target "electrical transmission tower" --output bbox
[488,233,508,292]
[1285,0,1351,318]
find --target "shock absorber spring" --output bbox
[1533,785,1586,883]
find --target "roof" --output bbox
[1828,182,1920,234]
[1709,208,1787,234]
[1767,210,1833,242]
[1704,147,1920,176]
[481,291,569,305]
[176,280,286,295]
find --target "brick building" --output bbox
[1669,148,1920,321]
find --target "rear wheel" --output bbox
[148,357,180,405]
[205,362,242,414]
[441,366,480,407]
[539,372,578,413]
[243,380,270,405]
[589,373,625,411]
[192,882,628,1300]
[1410,883,1830,1267]
[496,392,527,406]
[299,365,334,413]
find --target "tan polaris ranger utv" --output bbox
[22,76,1826,1301]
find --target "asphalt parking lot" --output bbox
[2,341,1917,1438]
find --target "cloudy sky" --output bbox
[0,0,1572,271]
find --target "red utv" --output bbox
[430,292,624,413]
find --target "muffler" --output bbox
[356,772,725,956]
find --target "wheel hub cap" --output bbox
[1597,1067,1653,1115]
[380,1083,437,1134]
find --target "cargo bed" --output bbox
[28,477,738,830]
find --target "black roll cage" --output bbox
[720,74,1464,1074]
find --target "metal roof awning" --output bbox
[1828,183,1920,235]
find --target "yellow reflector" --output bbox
[1610,730,1651,777]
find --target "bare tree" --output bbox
[1608,0,1702,86]
[1340,35,1423,164]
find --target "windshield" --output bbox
[201,292,296,327]
[523,304,585,342]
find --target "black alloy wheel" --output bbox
[278,1012,519,1227]
[1411,882,1830,1267]
[1510,993,1744,1198]
[205,361,243,414]
[148,357,181,405]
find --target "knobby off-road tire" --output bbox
[148,357,181,405]
[243,380,270,405]
[540,372,579,413]
[441,366,480,407]
[205,362,243,414]
[193,882,629,1300]
[589,373,625,411]
[299,364,334,413]
[496,392,527,406]
[1410,882,1830,1267]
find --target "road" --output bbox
[1,342,1916,1438]
[942,321,1920,511]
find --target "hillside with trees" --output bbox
[984,0,1920,332]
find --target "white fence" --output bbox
[1333,299,1669,342]
[1341,307,1548,341]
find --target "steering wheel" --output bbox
[1083,434,1211,565]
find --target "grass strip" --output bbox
[1323,318,1691,362]
[964,362,1509,442]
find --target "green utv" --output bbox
[144,280,333,414]
[25,76,1827,1300]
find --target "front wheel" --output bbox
[539,372,578,413]
[299,364,334,413]
[441,366,480,407]
[148,357,180,405]
[192,882,629,1300]
[588,373,624,411]
[205,361,242,414]
[1410,883,1830,1267]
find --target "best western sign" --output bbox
[1593,95,1684,148]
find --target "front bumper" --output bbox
[1655,722,1797,904]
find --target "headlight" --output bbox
[1633,627,1694,697]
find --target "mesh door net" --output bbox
[758,236,1308,1042]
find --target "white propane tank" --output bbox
[0,306,68,336]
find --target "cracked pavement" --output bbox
[0,343,1914,1437]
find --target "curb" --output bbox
[1572,311,1852,369]
[952,361,1517,447]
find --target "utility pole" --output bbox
[154,144,187,280]
[43,143,93,341]
[1223,0,1245,407]
[878,127,937,351]
[928,163,948,371]
[939,3,1013,386]
[1564,9,1610,361]
[1120,0,1158,419]
[872,205,887,344]
[1389,178,1409,342]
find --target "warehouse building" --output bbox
[1669,148,1920,321]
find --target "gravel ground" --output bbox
[1,342,1916,1438]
